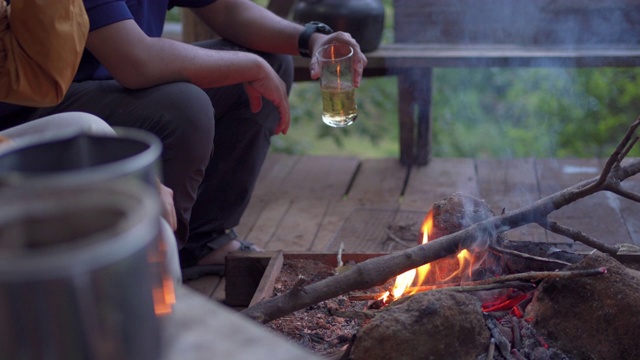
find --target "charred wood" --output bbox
[241,117,640,324]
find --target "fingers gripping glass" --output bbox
[316,44,358,127]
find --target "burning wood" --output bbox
[347,281,535,302]
[341,252,635,360]
[242,117,640,358]
[347,267,605,303]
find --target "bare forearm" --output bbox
[179,44,275,89]
[192,0,304,56]
[87,21,273,90]
[85,13,292,134]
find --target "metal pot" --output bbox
[293,0,385,53]
[0,128,161,187]
[0,128,180,359]
[0,128,181,283]
[0,182,162,360]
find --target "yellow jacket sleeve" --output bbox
[0,0,89,107]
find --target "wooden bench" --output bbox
[182,0,640,165]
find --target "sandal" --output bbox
[181,239,260,281]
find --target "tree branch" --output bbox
[590,116,640,189]
[403,267,606,295]
[537,219,620,255]
[348,281,536,302]
[489,244,572,267]
[606,183,640,203]
[241,119,640,324]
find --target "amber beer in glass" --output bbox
[316,43,358,127]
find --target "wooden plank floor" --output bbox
[185,154,640,300]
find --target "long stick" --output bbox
[409,267,606,293]
[348,281,535,302]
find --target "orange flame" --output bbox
[391,268,416,298]
[153,274,176,316]
[378,211,434,302]
[413,211,433,288]
[149,238,177,316]
[376,210,483,303]
[457,249,474,278]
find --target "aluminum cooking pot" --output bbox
[0,127,161,187]
[0,127,181,282]
[0,182,162,360]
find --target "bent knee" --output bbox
[0,111,115,142]
[58,112,116,136]
[150,83,215,162]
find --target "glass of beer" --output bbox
[316,43,358,127]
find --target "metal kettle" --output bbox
[293,0,385,53]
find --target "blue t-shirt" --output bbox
[77,0,216,81]
[0,0,216,117]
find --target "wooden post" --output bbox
[181,9,219,43]
[415,68,432,166]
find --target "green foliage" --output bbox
[286,66,640,159]
[281,0,640,160]
[169,0,640,159]
[273,0,401,157]
[429,67,640,159]
[274,77,399,157]
[166,7,181,22]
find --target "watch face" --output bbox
[309,21,333,34]
[299,22,334,58]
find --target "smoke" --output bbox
[393,1,640,158]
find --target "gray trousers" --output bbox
[5,40,294,266]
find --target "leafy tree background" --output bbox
[430,67,640,159]
[271,0,640,159]
[169,2,640,159]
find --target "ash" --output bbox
[265,259,379,357]
[479,312,572,360]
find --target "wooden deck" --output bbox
[185,154,640,300]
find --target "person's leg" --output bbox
[180,40,294,268]
[0,111,115,145]
[27,80,216,248]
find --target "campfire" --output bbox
[377,209,488,306]
[260,192,634,360]
[344,193,616,359]
[242,117,640,359]
[376,211,435,304]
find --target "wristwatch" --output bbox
[298,21,334,58]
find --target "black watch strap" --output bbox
[298,21,334,58]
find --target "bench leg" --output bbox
[398,68,433,166]
[415,68,432,166]
[398,72,415,166]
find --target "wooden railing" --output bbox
[182,0,640,165]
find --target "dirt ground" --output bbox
[264,258,391,357]
[264,253,640,360]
